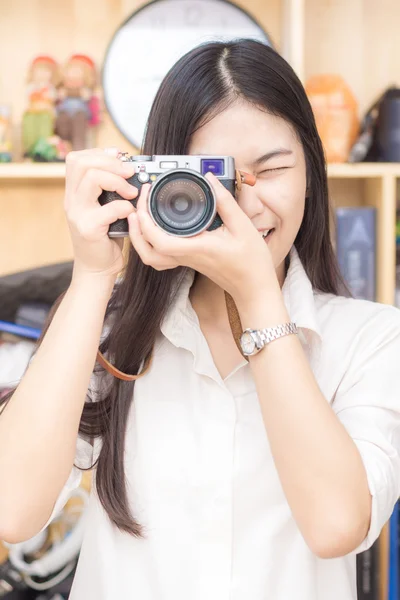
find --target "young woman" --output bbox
[1,40,400,600]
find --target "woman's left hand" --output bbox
[127,172,279,307]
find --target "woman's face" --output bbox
[189,101,307,280]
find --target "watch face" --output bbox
[240,331,256,355]
[102,0,272,148]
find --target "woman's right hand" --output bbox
[64,148,139,281]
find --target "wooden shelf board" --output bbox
[328,163,400,178]
[0,163,66,179]
[1,162,400,180]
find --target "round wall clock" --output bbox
[102,0,272,148]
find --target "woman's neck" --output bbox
[189,260,287,328]
[189,274,228,327]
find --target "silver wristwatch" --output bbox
[240,323,298,357]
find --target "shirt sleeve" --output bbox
[331,305,400,554]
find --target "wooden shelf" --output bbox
[328,163,400,178]
[1,162,400,181]
[0,162,66,179]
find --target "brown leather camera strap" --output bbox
[236,169,256,191]
[224,291,249,360]
[96,292,246,381]
[96,347,153,382]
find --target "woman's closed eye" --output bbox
[258,166,291,175]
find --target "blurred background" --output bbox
[0,1,400,599]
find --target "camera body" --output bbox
[98,154,236,237]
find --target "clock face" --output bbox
[240,331,256,355]
[102,0,272,148]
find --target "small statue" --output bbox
[22,55,59,158]
[55,54,100,151]
[28,135,70,162]
[305,74,359,163]
[0,105,12,162]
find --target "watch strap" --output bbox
[257,322,298,346]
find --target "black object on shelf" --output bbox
[376,87,400,161]
[349,86,400,162]
[356,540,380,600]
[0,262,73,324]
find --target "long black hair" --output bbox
[2,40,345,537]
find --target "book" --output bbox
[388,501,399,600]
[0,320,41,340]
[335,207,376,301]
[356,540,380,599]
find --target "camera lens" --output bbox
[158,181,204,227]
[148,171,216,236]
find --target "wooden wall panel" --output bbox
[304,0,400,116]
[1,180,71,275]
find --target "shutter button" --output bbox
[138,166,150,183]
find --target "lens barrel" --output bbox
[148,170,217,236]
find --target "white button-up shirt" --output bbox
[45,247,400,600]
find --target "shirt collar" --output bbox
[161,245,322,353]
[282,246,322,343]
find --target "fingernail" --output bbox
[205,171,218,181]
[122,162,136,174]
[104,146,120,157]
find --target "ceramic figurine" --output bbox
[22,55,59,157]
[55,54,99,151]
[0,105,12,162]
[305,74,359,163]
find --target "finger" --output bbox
[205,172,248,235]
[70,169,138,211]
[136,182,151,212]
[74,200,135,241]
[128,212,178,271]
[136,206,210,258]
[65,150,136,195]
[136,182,213,256]
[137,206,181,255]
[94,200,136,229]
[66,147,106,158]
[103,146,121,158]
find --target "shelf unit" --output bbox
[1,1,399,597]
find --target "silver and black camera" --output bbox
[98,154,237,237]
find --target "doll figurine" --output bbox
[22,55,59,157]
[0,105,12,162]
[55,54,99,151]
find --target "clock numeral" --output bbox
[183,5,203,27]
